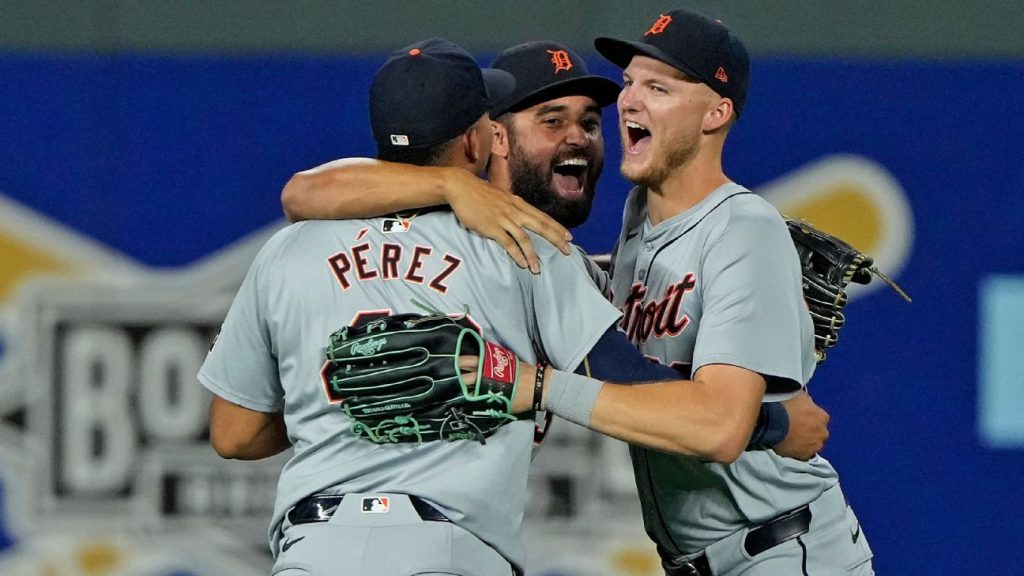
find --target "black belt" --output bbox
[288,494,452,525]
[659,505,812,576]
[744,505,811,557]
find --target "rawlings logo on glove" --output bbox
[350,338,386,356]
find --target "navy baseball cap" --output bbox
[370,38,516,150]
[594,9,750,116]
[488,41,621,118]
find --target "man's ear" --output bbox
[464,117,493,168]
[465,124,484,166]
[703,97,735,133]
[490,119,510,160]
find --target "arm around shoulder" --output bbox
[525,362,764,463]
[590,363,764,462]
[281,158,450,222]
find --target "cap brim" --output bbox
[482,68,517,107]
[594,36,705,83]
[490,75,621,118]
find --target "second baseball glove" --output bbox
[787,219,911,363]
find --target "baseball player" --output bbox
[202,37,819,576]
[201,38,608,576]
[281,40,830,460]
[584,9,875,575]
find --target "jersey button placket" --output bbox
[637,241,654,280]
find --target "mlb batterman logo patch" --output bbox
[381,218,411,234]
[361,497,390,513]
[390,134,410,146]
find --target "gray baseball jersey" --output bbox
[575,246,613,300]
[198,210,621,571]
[609,182,839,553]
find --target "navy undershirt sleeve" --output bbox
[578,326,680,382]
[578,326,789,449]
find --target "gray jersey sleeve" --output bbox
[198,243,283,413]
[693,209,809,396]
[574,246,612,300]
[518,235,621,373]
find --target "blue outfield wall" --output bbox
[1,52,1023,574]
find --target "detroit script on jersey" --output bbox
[619,272,697,344]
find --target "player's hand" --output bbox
[459,355,538,414]
[773,390,829,461]
[442,170,572,273]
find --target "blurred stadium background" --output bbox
[1,1,1022,574]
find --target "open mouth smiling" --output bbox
[552,157,589,197]
[625,120,652,155]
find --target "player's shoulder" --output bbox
[249,221,305,264]
[714,184,788,237]
[256,220,329,256]
[248,219,361,274]
[470,226,573,263]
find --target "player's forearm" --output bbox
[229,413,290,460]
[209,397,291,460]
[281,158,450,222]
[590,379,759,462]
[529,365,762,462]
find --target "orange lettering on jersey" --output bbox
[644,14,673,36]
[619,273,696,344]
[547,50,573,73]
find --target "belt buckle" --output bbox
[677,562,701,576]
[665,559,701,576]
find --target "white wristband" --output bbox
[545,369,603,428]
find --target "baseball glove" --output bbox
[323,313,519,444]
[787,219,911,363]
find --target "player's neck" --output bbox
[646,155,730,226]
[486,161,513,193]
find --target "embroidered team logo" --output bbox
[645,14,673,36]
[547,49,573,73]
[381,218,411,234]
[715,66,729,83]
[619,273,697,344]
[361,497,390,513]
